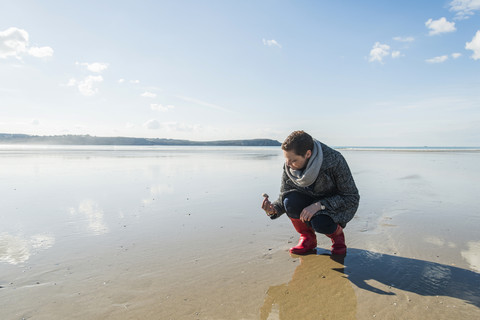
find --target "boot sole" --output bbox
[289,248,317,255]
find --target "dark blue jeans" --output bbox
[284,191,337,235]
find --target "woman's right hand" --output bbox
[261,197,277,216]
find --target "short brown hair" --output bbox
[281,130,314,156]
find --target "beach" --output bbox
[1,146,479,319]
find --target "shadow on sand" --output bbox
[260,248,480,319]
[344,248,480,307]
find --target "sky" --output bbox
[1,0,479,146]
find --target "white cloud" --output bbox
[130,80,140,84]
[466,30,480,60]
[393,36,415,42]
[0,27,29,58]
[144,119,161,129]
[0,27,53,59]
[369,42,390,63]
[452,52,462,59]
[79,75,103,96]
[450,0,480,19]
[426,55,449,63]
[31,119,40,125]
[28,46,54,58]
[151,103,174,112]
[262,38,282,48]
[77,62,108,73]
[87,62,108,73]
[118,78,125,83]
[391,51,402,58]
[68,75,104,96]
[425,17,456,35]
[141,91,157,98]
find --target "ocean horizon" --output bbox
[1,144,479,152]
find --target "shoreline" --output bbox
[1,144,480,154]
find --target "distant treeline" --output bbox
[0,133,281,147]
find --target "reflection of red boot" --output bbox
[326,224,346,255]
[289,218,317,254]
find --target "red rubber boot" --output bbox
[289,218,317,254]
[326,224,347,255]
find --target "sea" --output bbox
[1,144,480,319]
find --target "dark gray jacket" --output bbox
[271,143,359,227]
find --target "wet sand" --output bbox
[1,146,479,319]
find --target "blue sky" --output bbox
[1,0,479,146]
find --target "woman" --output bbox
[261,130,359,255]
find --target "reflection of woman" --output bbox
[262,131,359,255]
[260,255,356,320]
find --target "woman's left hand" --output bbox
[300,202,323,222]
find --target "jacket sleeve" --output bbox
[269,168,293,219]
[320,154,359,214]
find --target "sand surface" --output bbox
[1,146,479,319]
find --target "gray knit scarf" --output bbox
[285,139,323,187]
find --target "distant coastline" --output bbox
[0,133,281,147]
[1,134,478,151]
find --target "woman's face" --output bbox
[283,149,312,170]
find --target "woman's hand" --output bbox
[300,202,324,222]
[261,195,277,216]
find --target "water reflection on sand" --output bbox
[0,233,55,265]
[0,146,284,265]
[260,254,356,320]
[0,146,479,319]
[68,200,109,235]
[461,241,480,272]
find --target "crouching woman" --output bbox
[262,130,359,255]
